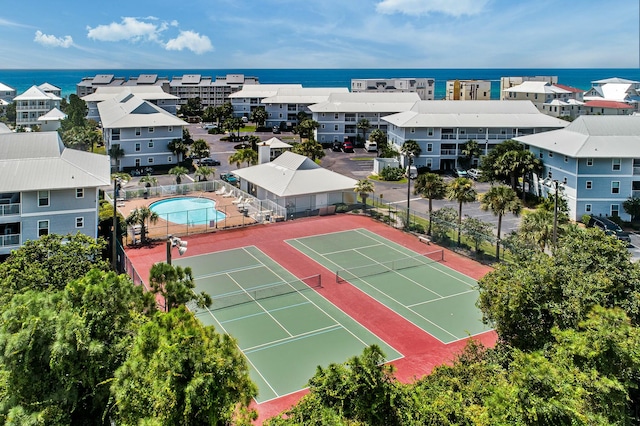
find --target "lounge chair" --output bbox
[231,196,244,205]
[215,187,226,195]
[223,189,235,198]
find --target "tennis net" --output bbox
[200,274,322,311]
[335,249,444,283]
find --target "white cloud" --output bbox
[34,30,73,48]
[165,31,213,54]
[376,0,490,16]
[86,17,162,42]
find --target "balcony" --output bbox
[0,203,19,216]
[0,234,19,248]
[440,149,457,155]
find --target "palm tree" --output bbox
[354,179,375,213]
[517,150,542,202]
[447,177,477,246]
[480,185,522,260]
[125,206,159,244]
[228,148,258,168]
[520,208,553,252]
[168,166,189,185]
[292,139,325,162]
[168,139,189,162]
[297,119,320,141]
[414,173,446,235]
[357,118,371,147]
[194,166,214,182]
[459,139,481,170]
[250,106,268,127]
[108,145,125,172]
[139,174,157,197]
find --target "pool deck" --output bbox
[116,189,258,243]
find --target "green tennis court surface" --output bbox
[174,246,402,403]
[287,228,491,344]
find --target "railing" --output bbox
[633,166,640,175]
[440,149,457,155]
[0,203,19,216]
[345,117,356,122]
[0,234,19,247]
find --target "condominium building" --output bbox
[0,132,110,257]
[499,76,558,99]
[229,84,303,119]
[445,80,491,100]
[0,82,16,103]
[516,115,640,221]
[82,86,179,122]
[351,78,435,100]
[260,87,349,128]
[98,92,185,172]
[503,81,584,119]
[383,100,568,172]
[308,92,420,145]
[169,73,259,109]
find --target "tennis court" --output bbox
[286,228,491,344]
[174,246,402,403]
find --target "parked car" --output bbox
[342,141,354,153]
[199,158,221,166]
[364,140,378,152]
[202,123,217,130]
[272,126,281,134]
[467,168,482,180]
[587,215,631,244]
[220,172,238,184]
[455,168,468,178]
[331,141,343,152]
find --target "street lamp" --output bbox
[166,235,188,265]
[111,177,121,271]
[406,152,415,228]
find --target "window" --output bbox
[148,141,154,148]
[334,113,339,120]
[564,155,568,163]
[38,190,49,207]
[38,220,49,237]
[427,128,433,136]
[611,181,620,194]
[611,204,620,217]
[168,126,173,132]
[548,171,553,179]
[168,156,173,163]
[135,143,141,152]
[147,157,154,164]
[612,158,621,171]
[334,125,338,131]
[426,159,432,168]
[585,204,592,213]
[76,188,84,198]
[563,177,567,184]
[321,124,325,129]
[427,143,433,152]
[75,217,84,228]
[549,152,553,158]
[148,127,154,133]
[135,158,141,167]
[586,181,592,189]
[135,127,141,136]
[410,128,415,133]
[587,158,593,166]
[539,152,543,159]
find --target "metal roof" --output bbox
[503,81,571,94]
[382,100,569,128]
[261,87,349,104]
[232,151,357,197]
[98,93,185,128]
[14,85,61,101]
[228,84,303,98]
[0,132,110,192]
[308,92,420,113]
[37,107,67,121]
[82,86,179,102]
[515,115,640,158]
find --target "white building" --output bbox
[351,78,435,100]
[169,73,259,109]
[445,80,492,100]
[260,87,348,128]
[14,84,62,128]
[382,100,568,172]
[503,81,584,118]
[77,74,166,97]
[82,86,179,122]
[0,82,16,103]
[500,76,558,99]
[229,84,303,119]
[0,132,110,257]
[98,92,186,172]
[584,77,640,111]
[37,107,67,131]
[308,92,421,146]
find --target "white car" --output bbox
[455,168,468,178]
[467,168,482,180]
[202,123,217,130]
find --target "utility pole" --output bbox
[111,178,119,271]
[406,153,414,229]
[552,180,559,248]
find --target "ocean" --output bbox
[1,68,640,100]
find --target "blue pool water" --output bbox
[150,197,226,225]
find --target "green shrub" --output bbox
[379,166,405,181]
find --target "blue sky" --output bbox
[1,0,638,69]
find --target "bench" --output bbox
[418,235,431,245]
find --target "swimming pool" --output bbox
[149,197,226,225]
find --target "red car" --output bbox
[342,141,354,153]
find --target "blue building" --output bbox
[516,115,640,221]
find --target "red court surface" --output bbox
[124,214,497,424]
